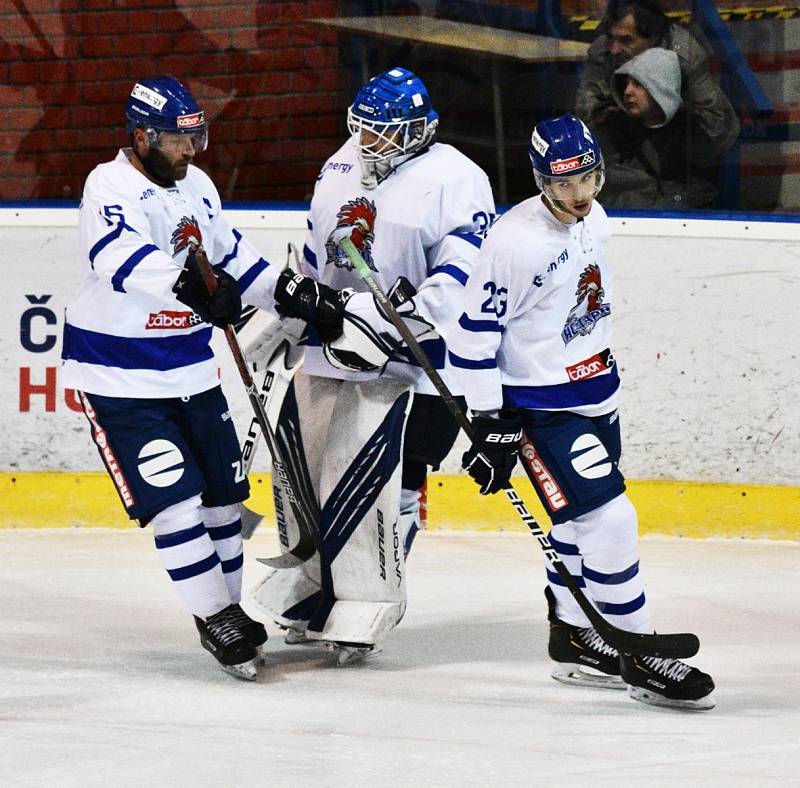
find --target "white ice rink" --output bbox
[1,528,798,787]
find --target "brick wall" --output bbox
[0,0,343,202]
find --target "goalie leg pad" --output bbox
[305,378,413,645]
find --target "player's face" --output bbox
[546,171,601,218]
[358,125,403,158]
[152,131,202,180]
[622,77,657,119]
[607,14,656,66]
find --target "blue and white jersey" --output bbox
[61,149,281,398]
[299,137,495,395]
[447,194,619,416]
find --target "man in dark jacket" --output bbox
[576,0,739,205]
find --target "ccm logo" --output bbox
[485,429,523,444]
[146,310,200,329]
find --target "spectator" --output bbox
[575,0,739,191]
[595,47,731,207]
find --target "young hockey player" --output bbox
[448,114,715,710]
[61,76,343,680]
[249,67,495,664]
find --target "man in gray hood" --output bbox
[592,47,733,207]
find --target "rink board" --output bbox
[2,471,799,539]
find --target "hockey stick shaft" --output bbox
[193,249,318,564]
[339,237,699,659]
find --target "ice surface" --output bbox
[1,528,798,787]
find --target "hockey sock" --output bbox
[545,519,593,628]
[575,494,653,634]
[151,495,231,619]
[203,504,244,604]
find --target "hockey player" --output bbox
[447,114,715,710]
[60,76,344,680]
[249,67,495,664]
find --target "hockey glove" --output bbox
[323,277,436,373]
[274,270,347,343]
[462,410,523,495]
[173,253,242,328]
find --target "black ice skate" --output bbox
[226,603,268,662]
[545,586,625,690]
[620,653,715,710]
[194,607,259,681]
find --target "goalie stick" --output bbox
[192,247,317,569]
[339,237,699,660]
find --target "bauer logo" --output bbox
[137,439,185,487]
[145,310,201,330]
[131,83,168,111]
[570,434,613,479]
[177,112,204,128]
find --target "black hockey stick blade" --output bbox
[256,539,316,569]
[595,623,699,659]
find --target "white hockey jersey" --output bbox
[61,149,281,398]
[299,137,495,395]
[447,194,620,416]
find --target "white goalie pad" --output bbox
[250,372,413,645]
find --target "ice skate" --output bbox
[329,641,382,667]
[620,653,715,711]
[194,608,259,681]
[545,587,624,690]
[226,603,268,662]
[281,623,313,645]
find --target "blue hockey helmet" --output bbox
[125,76,208,152]
[528,114,604,191]
[347,67,439,188]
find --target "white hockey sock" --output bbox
[202,504,244,604]
[545,520,593,628]
[151,495,230,619]
[399,487,421,557]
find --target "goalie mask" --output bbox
[125,76,208,154]
[528,114,605,218]
[347,67,439,189]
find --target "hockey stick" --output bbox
[192,247,318,569]
[339,237,699,660]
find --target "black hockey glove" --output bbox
[462,410,523,495]
[274,270,346,342]
[173,253,242,328]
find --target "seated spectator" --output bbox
[576,0,739,198]
[595,47,730,208]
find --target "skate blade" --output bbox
[551,663,626,690]
[627,685,716,711]
[330,644,382,667]
[220,658,259,681]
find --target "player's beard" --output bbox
[139,147,189,186]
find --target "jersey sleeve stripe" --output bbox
[447,351,497,370]
[446,230,482,249]
[219,228,242,267]
[62,323,214,371]
[303,243,318,270]
[237,258,270,296]
[429,263,468,285]
[111,243,160,293]
[458,313,504,333]
[89,223,129,265]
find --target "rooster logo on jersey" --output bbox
[561,263,611,345]
[171,216,202,255]
[325,197,378,271]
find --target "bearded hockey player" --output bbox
[447,114,715,710]
[249,67,495,664]
[61,76,344,680]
